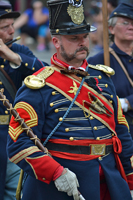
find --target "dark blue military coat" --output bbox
[7,63,133,200]
[0,43,48,200]
[88,43,133,138]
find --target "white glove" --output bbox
[130,190,133,199]
[119,98,128,112]
[54,168,80,200]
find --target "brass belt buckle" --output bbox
[90,144,106,155]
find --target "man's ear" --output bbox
[108,26,115,35]
[52,36,60,49]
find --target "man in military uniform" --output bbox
[0,1,48,200]
[88,3,133,139]
[7,0,133,199]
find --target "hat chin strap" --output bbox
[50,24,91,35]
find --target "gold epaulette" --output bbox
[88,64,115,76]
[24,66,54,89]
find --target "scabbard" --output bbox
[16,169,24,200]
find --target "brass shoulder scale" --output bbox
[88,64,115,76]
[24,66,54,89]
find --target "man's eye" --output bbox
[2,26,8,30]
[84,34,89,38]
[123,21,129,25]
[71,37,77,40]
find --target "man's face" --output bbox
[110,17,133,42]
[58,33,89,63]
[0,18,15,45]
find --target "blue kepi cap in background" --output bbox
[109,3,133,20]
[0,1,20,19]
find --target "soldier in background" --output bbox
[88,3,133,139]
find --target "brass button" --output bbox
[112,133,115,137]
[69,137,74,141]
[32,67,35,71]
[50,103,54,107]
[4,59,6,62]
[0,81,2,85]
[129,59,132,62]
[93,126,97,130]
[110,95,113,98]
[5,110,8,114]
[98,157,102,161]
[114,12,117,14]
[56,29,59,33]
[96,137,100,140]
[109,100,113,104]
[105,84,108,88]
[1,65,4,68]
[90,116,93,120]
[42,178,46,180]
[25,63,28,67]
[55,109,59,113]
[65,128,69,132]
[52,91,56,95]
[59,117,63,121]
[98,75,102,79]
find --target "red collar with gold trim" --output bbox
[51,53,88,71]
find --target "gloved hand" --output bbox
[54,168,80,200]
[130,190,133,199]
[119,98,128,112]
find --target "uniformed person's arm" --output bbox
[10,43,48,75]
[114,96,133,190]
[7,86,80,200]
[0,38,21,65]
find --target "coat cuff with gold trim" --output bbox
[25,155,63,184]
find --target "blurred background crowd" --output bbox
[4,0,133,57]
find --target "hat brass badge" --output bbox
[5,9,12,13]
[67,4,84,25]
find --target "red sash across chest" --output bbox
[44,67,116,134]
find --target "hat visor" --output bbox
[118,14,133,20]
[0,11,20,19]
[90,25,97,32]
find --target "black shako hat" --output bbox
[0,1,20,20]
[109,3,133,20]
[47,0,96,35]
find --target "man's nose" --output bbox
[79,38,86,46]
[128,21,133,28]
[9,25,14,34]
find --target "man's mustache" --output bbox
[76,46,89,53]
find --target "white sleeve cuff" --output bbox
[119,98,128,112]
[9,54,22,69]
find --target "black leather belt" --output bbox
[46,143,113,156]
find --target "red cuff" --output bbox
[26,155,61,184]
[53,165,64,181]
